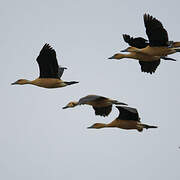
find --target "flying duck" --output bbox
[11,44,79,88]
[63,95,127,117]
[109,34,176,74]
[88,106,157,132]
[122,14,180,56]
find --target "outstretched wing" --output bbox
[144,14,169,46]
[123,34,148,48]
[92,105,112,117]
[36,44,63,79]
[116,106,140,121]
[79,95,112,117]
[78,95,107,105]
[139,60,161,74]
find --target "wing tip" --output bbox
[143,13,153,24]
[43,43,53,50]
[122,34,131,43]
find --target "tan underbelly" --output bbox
[136,54,160,62]
[31,78,66,88]
[142,47,175,56]
[116,120,138,130]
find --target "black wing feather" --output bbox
[78,95,107,105]
[123,34,148,48]
[36,44,61,79]
[92,105,112,117]
[116,106,140,121]
[144,14,169,46]
[139,60,161,74]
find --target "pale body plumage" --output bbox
[110,52,160,62]
[128,46,178,57]
[63,95,127,117]
[12,44,78,88]
[109,14,179,74]
[92,119,141,130]
[19,78,67,88]
[88,106,157,132]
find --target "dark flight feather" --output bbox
[139,60,161,74]
[123,34,148,48]
[92,105,112,117]
[144,14,169,46]
[36,44,65,79]
[116,106,140,121]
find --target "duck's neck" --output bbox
[122,53,139,60]
[113,53,136,60]
[96,123,108,128]
[21,79,32,85]
[98,122,116,128]
[72,101,79,107]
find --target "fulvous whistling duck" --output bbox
[109,34,176,74]
[121,14,180,57]
[11,44,79,88]
[88,106,157,132]
[62,95,127,117]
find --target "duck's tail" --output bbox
[140,123,158,129]
[64,81,79,85]
[161,56,177,61]
[137,123,158,132]
[174,48,180,52]
[141,123,158,129]
[112,100,128,106]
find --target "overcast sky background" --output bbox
[1,0,180,179]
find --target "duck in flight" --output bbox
[88,106,157,132]
[109,14,179,73]
[11,44,79,88]
[122,14,180,56]
[63,95,127,117]
[109,34,177,74]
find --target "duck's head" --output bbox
[108,53,125,60]
[121,46,137,52]
[87,123,106,129]
[62,101,78,109]
[11,79,30,85]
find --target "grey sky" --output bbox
[1,0,180,179]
